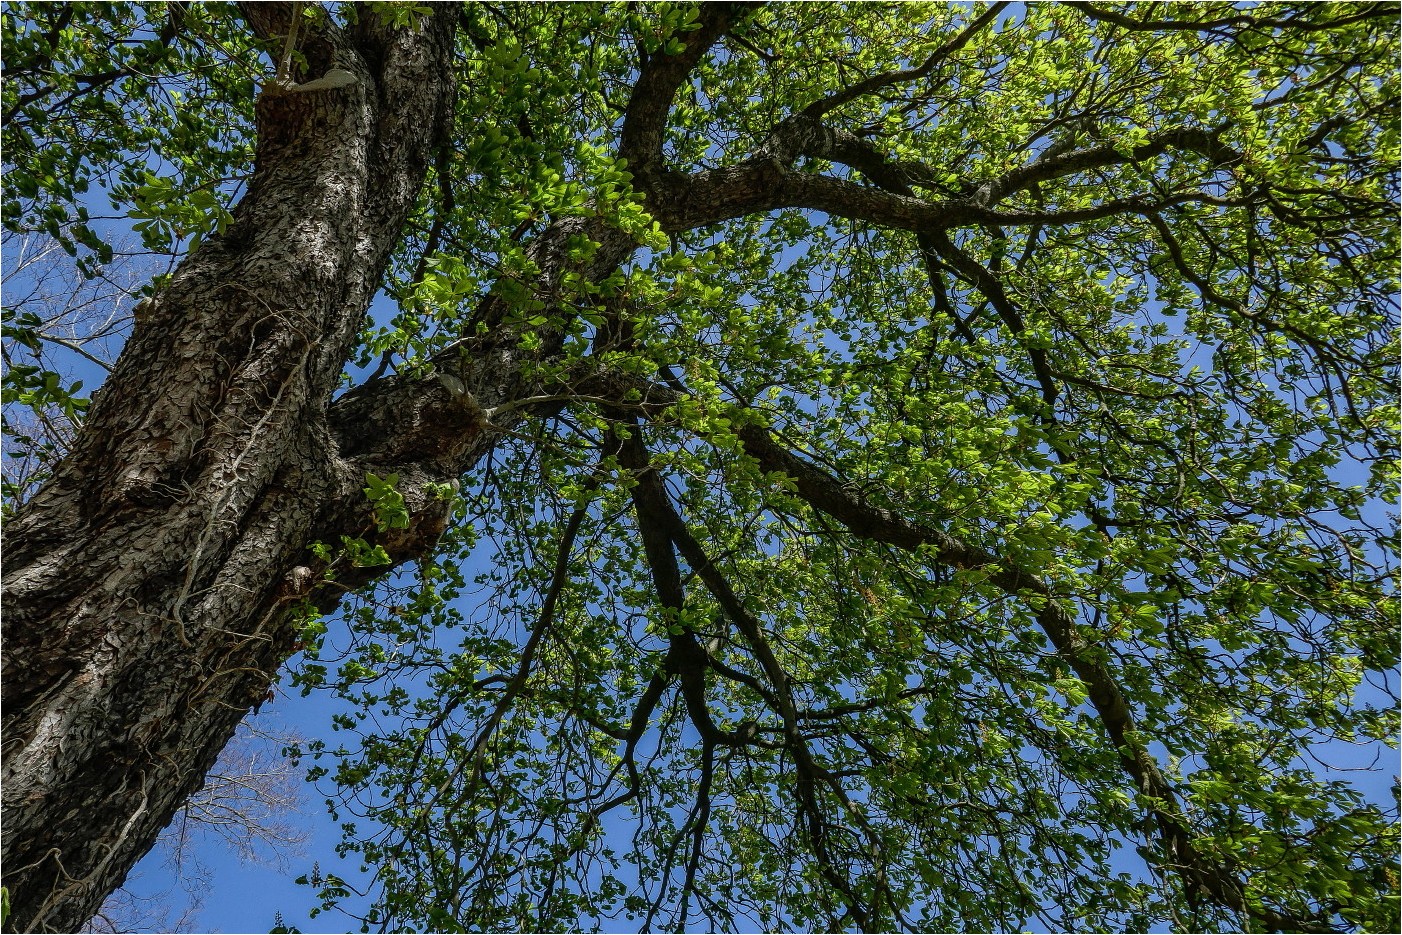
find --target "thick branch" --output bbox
[1067,1,1397,35]
[235,0,295,40]
[647,150,1241,235]
[974,127,1242,205]
[618,3,758,170]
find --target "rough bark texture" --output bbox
[0,8,459,931]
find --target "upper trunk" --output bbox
[1,9,458,931]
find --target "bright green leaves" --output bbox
[310,535,389,570]
[127,171,234,252]
[623,2,704,57]
[0,364,86,424]
[375,6,675,373]
[414,254,480,313]
[363,472,410,533]
[2,3,257,272]
[299,473,413,580]
[363,1,434,30]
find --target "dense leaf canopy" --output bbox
[3,2,1398,933]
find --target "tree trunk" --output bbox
[1,9,459,931]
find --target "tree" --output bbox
[2,2,1397,932]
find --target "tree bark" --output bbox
[0,9,459,931]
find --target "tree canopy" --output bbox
[2,2,1398,933]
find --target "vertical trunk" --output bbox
[1,9,458,931]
